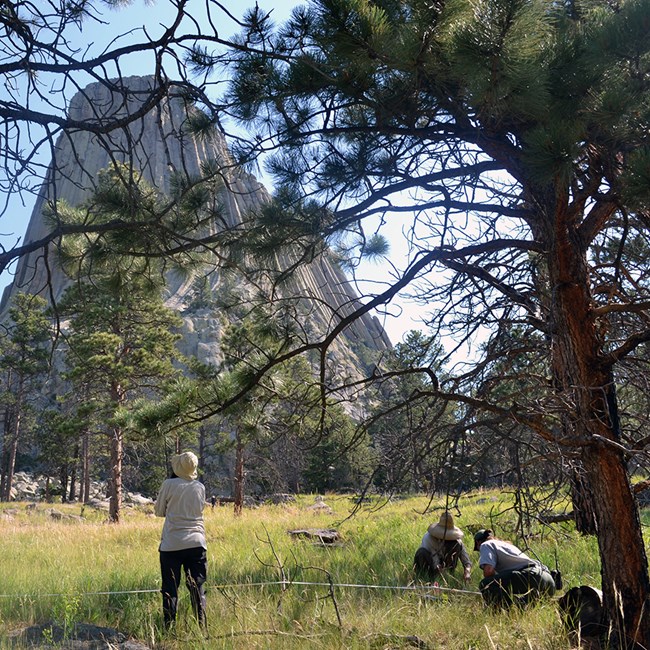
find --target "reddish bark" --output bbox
[549,199,650,647]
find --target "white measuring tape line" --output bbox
[0,580,481,599]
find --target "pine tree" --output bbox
[368,330,461,494]
[54,165,186,522]
[205,0,650,642]
[59,275,182,522]
[0,293,52,501]
[217,303,316,514]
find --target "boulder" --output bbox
[86,499,111,511]
[6,623,151,649]
[305,495,333,514]
[125,493,154,506]
[288,529,341,545]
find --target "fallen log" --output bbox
[539,511,575,524]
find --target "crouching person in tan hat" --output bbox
[155,452,207,630]
[414,512,472,583]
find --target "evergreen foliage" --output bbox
[57,273,183,521]
[201,0,650,643]
[51,166,188,522]
[0,294,52,501]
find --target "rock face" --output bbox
[0,76,390,372]
[9,471,153,507]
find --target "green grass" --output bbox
[0,492,617,648]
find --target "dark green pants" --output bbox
[479,564,556,609]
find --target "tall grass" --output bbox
[0,491,617,648]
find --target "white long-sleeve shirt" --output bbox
[419,532,472,570]
[155,477,206,552]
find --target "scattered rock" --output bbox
[209,495,258,507]
[6,623,151,649]
[288,528,341,545]
[86,499,110,511]
[475,496,499,505]
[46,508,84,522]
[125,493,154,506]
[305,495,333,514]
[6,472,154,506]
[47,508,65,520]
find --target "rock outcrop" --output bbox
[6,623,152,650]
[9,471,153,507]
[0,76,391,375]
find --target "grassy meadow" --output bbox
[0,490,632,649]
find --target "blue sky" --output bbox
[0,0,427,344]
[0,0,299,293]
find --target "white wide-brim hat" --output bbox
[171,451,198,481]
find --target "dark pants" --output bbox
[414,542,463,581]
[479,564,556,609]
[160,546,207,628]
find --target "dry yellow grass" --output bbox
[0,492,602,648]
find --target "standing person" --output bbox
[155,451,207,629]
[413,512,472,583]
[473,528,555,608]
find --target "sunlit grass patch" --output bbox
[0,491,624,649]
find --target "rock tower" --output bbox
[0,76,390,373]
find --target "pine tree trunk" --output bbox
[570,470,597,534]
[60,466,68,503]
[549,210,650,647]
[0,407,8,501]
[82,430,91,504]
[108,426,123,523]
[108,380,126,523]
[4,377,24,502]
[234,436,244,517]
[4,411,21,502]
[583,436,649,647]
[79,433,86,503]
[68,442,79,502]
[536,243,599,535]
